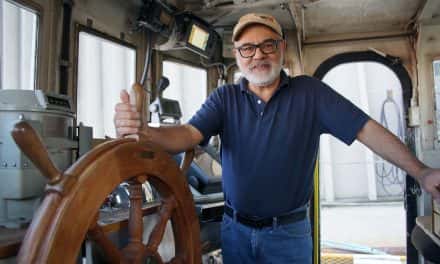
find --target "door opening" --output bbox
[313,51,416,264]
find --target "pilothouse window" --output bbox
[76,31,136,138]
[162,60,207,123]
[1,0,38,90]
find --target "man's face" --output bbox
[233,25,285,87]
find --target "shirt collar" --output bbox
[239,70,289,93]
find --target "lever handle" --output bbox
[155,76,170,98]
[11,121,62,185]
[180,149,195,176]
[132,83,148,130]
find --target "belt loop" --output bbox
[272,217,278,229]
[233,210,237,222]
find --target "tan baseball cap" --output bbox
[232,13,283,42]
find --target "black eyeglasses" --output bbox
[234,39,282,58]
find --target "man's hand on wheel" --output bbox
[114,90,142,138]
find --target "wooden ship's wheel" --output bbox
[12,84,201,264]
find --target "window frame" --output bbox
[1,0,42,90]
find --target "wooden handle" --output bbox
[11,121,62,185]
[180,149,195,176]
[132,83,148,129]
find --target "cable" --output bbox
[375,90,405,197]
[199,59,237,85]
[139,29,153,93]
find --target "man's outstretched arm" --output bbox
[139,124,203,154]
[357,119,440,202]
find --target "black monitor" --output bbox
[155,12,222,61]
[179,14,221,60]
[159,98,182,119]
[187,23,210,51]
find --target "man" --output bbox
[114,13,440,264]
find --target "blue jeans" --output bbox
[221,213,312,264]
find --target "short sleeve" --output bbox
[315,78,370,145]
[188,87,224,146]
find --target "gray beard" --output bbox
[237,57,283,87]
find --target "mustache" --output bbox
[248,60,272,70]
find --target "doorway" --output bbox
[314,51,416,264]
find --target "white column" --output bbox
[319,135,335,202]
[357,63,377,201]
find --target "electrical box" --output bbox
[0,90,76,228]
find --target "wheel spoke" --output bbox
[179,149,195,175]
[127,178,146,244]
[145,197,176,253]
[87,222,122,264]
[151,251,164,264]
[167,256,184,264]
[122,177,149,263]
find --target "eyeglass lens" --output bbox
[238,39,280,58]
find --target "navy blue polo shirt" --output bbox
[188,71,370,218]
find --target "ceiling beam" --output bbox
[186,0,289,13]
[418,0,440,25]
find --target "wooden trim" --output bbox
[304,31,415,46]
[0,227,27,258]
[0,242,21,259]
[161,54,207,70]
[5,0,42,14]
[76,24,137,50]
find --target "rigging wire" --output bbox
[375,90,405,196]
